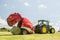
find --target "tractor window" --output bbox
[38,21,48,25]
[44,22,47,24]
[39,22,42,24]
[44,22,47,25]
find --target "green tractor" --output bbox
[35,20,55,34]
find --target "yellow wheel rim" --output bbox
[52,29,54,33]
[42,26,47,33]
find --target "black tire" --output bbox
[50,28,55,33]
[21,29,28,35]
[40,25,48,34]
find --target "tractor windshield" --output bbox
[38,20,49,25]
[44,22,48,25]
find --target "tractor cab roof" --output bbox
[38,20,49,22]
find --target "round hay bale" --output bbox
[10,27,21,35]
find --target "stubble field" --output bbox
[0,32,60,40]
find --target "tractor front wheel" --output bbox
[50,28,55,33]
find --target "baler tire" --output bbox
[21,29,28,35]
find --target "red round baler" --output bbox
[7,13,34,35]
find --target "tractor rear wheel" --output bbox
[50,28,55,33]
[40,25,48,34]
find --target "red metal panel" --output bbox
[7,13,22,26]
[21,18,34,31]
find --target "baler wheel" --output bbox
[21,29,28,35]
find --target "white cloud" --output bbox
[0,18,7,25]
[0,17,8,28]
[4,3,8,7]
[0,16,12,30]
[24,2,31,7]
[38,4,47,8]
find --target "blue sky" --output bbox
[0,0,60,31]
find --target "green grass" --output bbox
[0,32,60,40]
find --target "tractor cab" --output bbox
[35,20,55,34]
[38,20,49,26]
